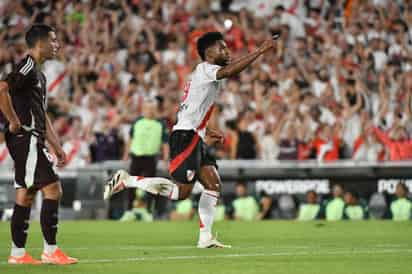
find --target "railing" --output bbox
[1,160,411,219]
[2,159,412,180]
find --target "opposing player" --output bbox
[0,24,77,264]
[104,32,278,248]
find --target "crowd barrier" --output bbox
[1,160,411,219]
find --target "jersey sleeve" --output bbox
[199,63,222,82]
[6,58,35,91]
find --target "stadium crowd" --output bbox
[1,0,412,221]
[1,0,412,168]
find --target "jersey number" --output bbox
[182,81,191,101]
[178,81,191,113]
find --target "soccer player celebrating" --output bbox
[0,24,77,264]
[104,32,278,248]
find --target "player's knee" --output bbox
[53,187,63,200]
[202,174,221,192]
[56,188,63,200]
[18,193,35,207]
[23,196,35,207]
[43,183,63,200]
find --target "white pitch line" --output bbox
[374,244,405,248]
[63,248,412,264]
[1,248,411,265]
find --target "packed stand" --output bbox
[1,0,412,169]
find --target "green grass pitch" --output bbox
[0,221,411,274]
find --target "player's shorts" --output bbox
[5,130,59,190]
[169,130,217,184]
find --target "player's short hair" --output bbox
[25,24,55,48]
[346,190,359,200]
[197,32,224,60]
[236,181,247,188]
[307,190,317,196]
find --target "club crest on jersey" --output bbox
[186,170,195,182]
[37,80,42,89]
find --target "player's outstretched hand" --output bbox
[258,38,277,54]
[55,147,68,168]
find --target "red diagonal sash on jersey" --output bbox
[197,104,215,131]
[48,70,67,93]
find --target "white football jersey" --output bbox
[173,62,222,139]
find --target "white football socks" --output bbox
[10,242,25,257]
[43,240,57,255]
[198,190,219,242]
[125,176,179,200]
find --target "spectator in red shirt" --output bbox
[373,126,412,160]
[224,16,244,52]
[311,124,342,162]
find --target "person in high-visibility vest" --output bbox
[123,98,169,215]
[390,182,412,221]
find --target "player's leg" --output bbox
[104,170,184,199]
[33,144,77,265]
[40,181,77,264]
[40,182,61,256]
[196,165,230,248]
[8,188,42,264]
[6,131,41,264]
[104,168,197,200]
[104,130,199,201]
[196,142,230,248]
[197,165,220,241]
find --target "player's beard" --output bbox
[216,56,229,66]
[46,45,58,60]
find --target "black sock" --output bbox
[127,188,136,210]
[11,204,31,248]
[40,199,59,245]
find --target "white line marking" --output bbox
[63,248,412,264]
[1,248,411,265]
[374,244,405,248]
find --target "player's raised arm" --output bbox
[196,32,279,81]
[0,80,21,133]
[216,38,277,80]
